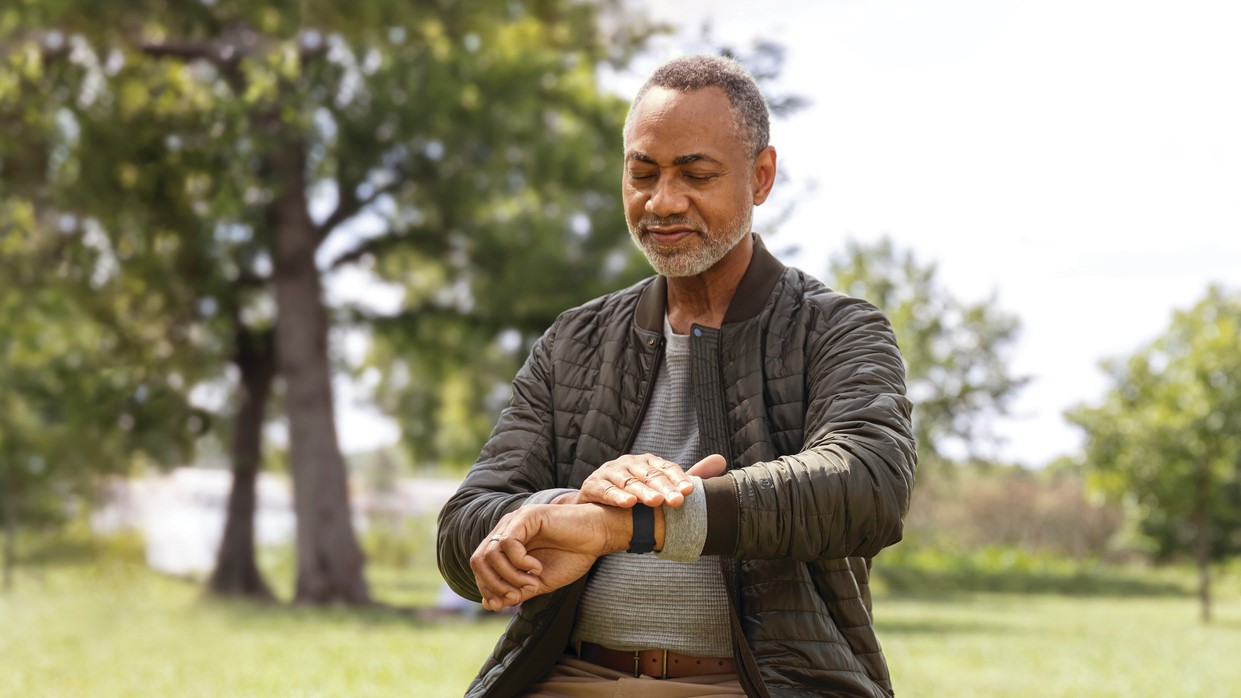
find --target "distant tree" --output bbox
[1068,285,1241,622]
[826,237,1028,469]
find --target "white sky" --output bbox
[328,0,1240,468]
[624,0,1241,466]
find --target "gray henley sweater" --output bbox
[526,317,730,656]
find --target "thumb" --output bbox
[685,453,727,479]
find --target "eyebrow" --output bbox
[628,151,722,166]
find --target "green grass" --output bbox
[878,592,1241,697]
[0,559,506,697]
[3,541,1240,697]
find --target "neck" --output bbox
[665,234,754,334]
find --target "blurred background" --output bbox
[1,1,1238,696]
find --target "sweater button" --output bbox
[692,327,702,337]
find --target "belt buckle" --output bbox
[632,649,670,679]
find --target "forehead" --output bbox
[624,86,745,160]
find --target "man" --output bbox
[438,54,915,698]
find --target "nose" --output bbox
[645,176,689,218]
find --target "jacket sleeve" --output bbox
[701,295,916,561]
[436,322,562,601]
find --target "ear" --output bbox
[751,145,777,206]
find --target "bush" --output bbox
[905,465,1126,560]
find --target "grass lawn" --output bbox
[878,592,1241,697]
[3,556,1239,697]
[1,559,503,697]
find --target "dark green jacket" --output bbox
[438,238,916,697]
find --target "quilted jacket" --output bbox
[437,237,916,697]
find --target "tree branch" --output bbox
[138,40,234,66]
[317,180,399,242]
[324,230,403,270]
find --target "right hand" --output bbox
[471,503,627,611]
[556,453,727,508]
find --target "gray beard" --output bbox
[627,209,753,278]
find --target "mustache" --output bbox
[637,215,702,233]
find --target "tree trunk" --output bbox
[1192,461,1212,623]
[269,143,370,605]
[207,325,277,600]
[2,465,15,592]
[1194,513,1212,623]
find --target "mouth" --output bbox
[641,224,699,246]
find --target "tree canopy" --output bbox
[0,207,206,588]
[2,0,659,599]
[1068,285,1241,621]
[826,237,1028,469]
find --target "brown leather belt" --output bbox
[578,641,737,679]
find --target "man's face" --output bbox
[622,86,769,278]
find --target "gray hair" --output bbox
[625,54,770,157]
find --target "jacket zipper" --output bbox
[619,335,665,454]
[693,326,769,698]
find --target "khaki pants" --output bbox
[521,655,745,697]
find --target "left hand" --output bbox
[557,453,728,508]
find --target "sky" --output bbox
[326,0,1240,468]
[624,0,1241,466]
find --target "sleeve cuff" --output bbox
[655,476,707,562]
[700,474,739,556]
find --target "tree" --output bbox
[1,16,280,598]
[2,1,660,601]
[0,206,205,590]
[1068,286,1241,622]
[826,237,1028,470]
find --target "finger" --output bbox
[603,480,642,507]
[685,454,727,479]
[577,478,638,507]
[633,458,689,506]
[659,459,698,499]
[472,561,513,612]
[620,468,668,507]
[623,471,671,506]
[495,539,543,587]
[471,538,523,610]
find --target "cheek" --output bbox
[701,192,738,220]
[622,193,643,222]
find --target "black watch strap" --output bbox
[627,504,656,554]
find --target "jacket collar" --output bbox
[634,234,786,332]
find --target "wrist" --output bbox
[584,503,667,554]
[590,504,633,554]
